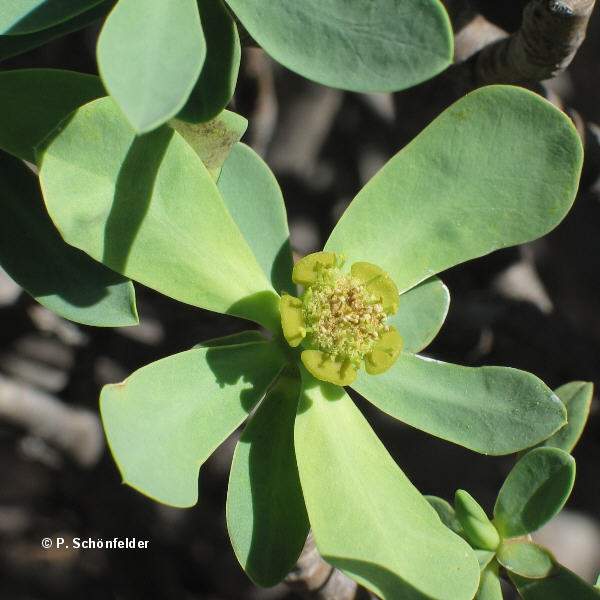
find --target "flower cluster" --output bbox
[280,251,403,385]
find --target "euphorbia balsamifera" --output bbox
[36,85,582,599]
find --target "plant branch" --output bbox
[284,532,376,600]
[448,0,595,89]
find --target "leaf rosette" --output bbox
[35,85,583,599]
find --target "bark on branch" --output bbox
[448,0,595,89]
[284,533,376,600]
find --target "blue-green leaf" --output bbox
[351,353,566,455]
[227,369,309,587]
[100,340,286,507]
[425,495,465,539]
[294,368,479,600]
[509,565,600,599]
[477,562,503,600]
[97,0,206,133]
[326,86,583,294]
[225,0,453,92]
[0,69,105,164]
[494,447,575,538]
[497,540,556,579]
[0,0,103,35]
[38,97,281,332]
[390,276,449,353]
[177,0,240,124]
[536,381,593,453]
[217,143,295,296]
[0,1,114,61]
[0,150,137,327]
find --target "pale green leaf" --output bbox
[0,0,103,35]
[170,110,247,179]
[38,97,281,332]
[494,447,575,538]
[510,566,600,599]
[454,489,500,551]
[475,550,496,572]
[0,1,113,61]
[100,340,286,507]
[390,276,449,353]
[425,495,465,539]
[97,0,205,132]
[0,151,137,327]
[227,369,309,587]
[217,143,295,296]
[326,86,583,293]
[295,368,479,600]
[197,330,267,348]
[497,540,556,579]
[477,563,503,600]
[351,353,566,455]
[225,0,452,92]
[177,0,240,124]
[0,69,105,164]
[537,381,593,453]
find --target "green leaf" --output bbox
[177,0,240,124]
[425,495,465,539]
[510,565,600,599]
[494,447,575,538]
[0,1,114,61]
[0,151,137,327]
[97,0,205,133]
[536,381,593,453]
[0,0,103,35]
[100,340,286,507]
[497,540,556,579]
[225,0,452,92]
[227,369,309,587]
[390,276,449,354]
[0,69,105,164]
[38,97,281,332]
[294,368,480,600]
[477,563,503,600]
[326,86,583,294]
[351,353,567,455]
[217,143,295,296]
[454,489,500,551]
[475,550,496,572]
[170,110,247,180]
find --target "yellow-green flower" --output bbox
[280,251,402,385]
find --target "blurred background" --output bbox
[1,2,600,598]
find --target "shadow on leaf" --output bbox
[234,367,310,587]
[205,340,286,412]
[0,150,128,309]
[103,126,173,273]
[326,557,435,600]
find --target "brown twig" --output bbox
[448,0,595,90]
[284,532,376,600]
